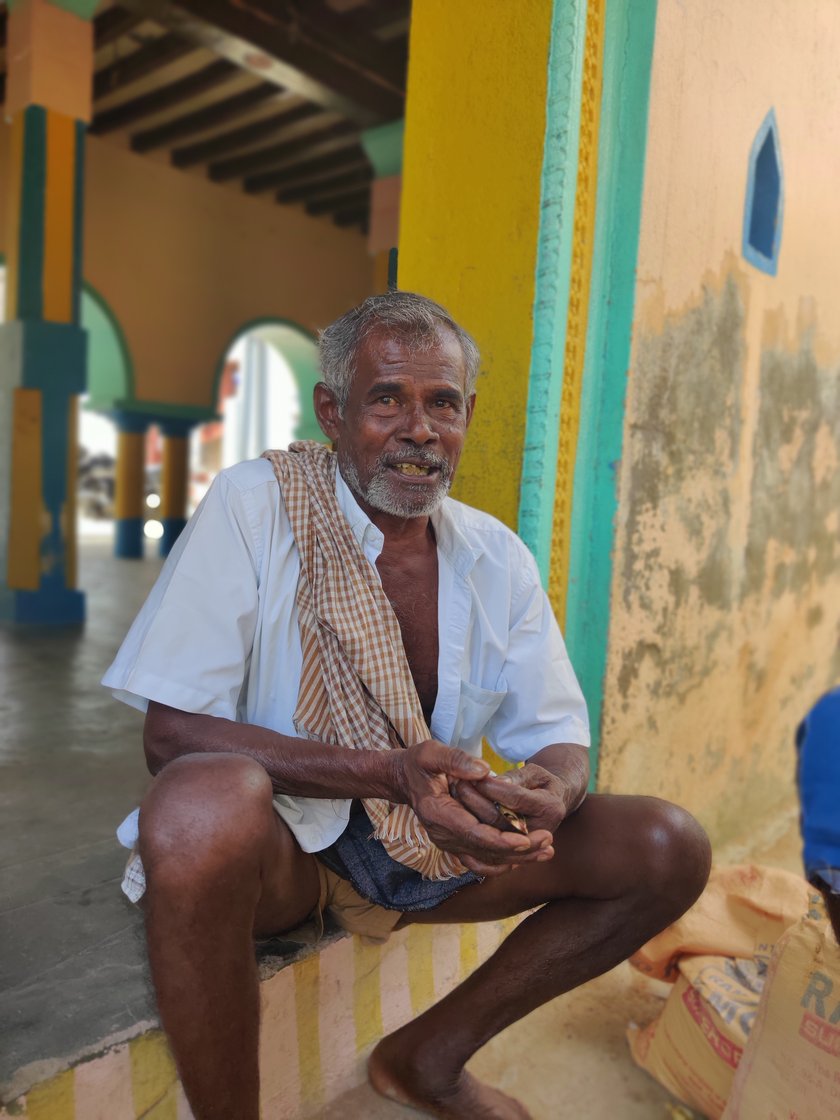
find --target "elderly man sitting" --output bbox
[104,291,711,1120]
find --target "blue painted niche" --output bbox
[743,109,783,275]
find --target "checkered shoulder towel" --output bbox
[263,441,467,881]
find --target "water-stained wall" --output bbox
[599,0,840,844]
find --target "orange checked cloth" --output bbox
[262,441,467,881]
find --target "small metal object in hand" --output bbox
[494,801,528,834]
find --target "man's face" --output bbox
[315,325,475,520]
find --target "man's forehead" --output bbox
[358,324,465,376]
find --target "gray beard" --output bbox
[339,451,452,518]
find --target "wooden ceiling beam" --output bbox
[93,32,195,102]
[266,148,369,197]
[278,165,372,206]
[118,0,400,125]
[333,207,369,231]
[91,59,238,135]
[211,118,356,182]
[246,140,363,195]
[306,187,370,218]
[172,100,319,169]
[246,0,406,90]
[93,5,144,50]
[131,81,279,153]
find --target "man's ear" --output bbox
[465,392,477,429]
[313,382,343,441]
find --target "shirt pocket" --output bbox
[451,678,508,754]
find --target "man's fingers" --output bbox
[473,775,547,814]
[450,779,500,825]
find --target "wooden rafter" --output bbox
[306,186,370,218]
[268,148,369,197]
[211,118,356,182]
[278,165,372,206]
[247,138,364,194]
[94,32,195,102]
[131,82,279,153]
[334,206,369,230]
[93,5,144,50]
[91,59,238,135]
[118,0,401,125]
[172,100,318,169]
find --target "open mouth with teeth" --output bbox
[392,462,436,477]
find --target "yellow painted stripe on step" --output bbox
[42,111,76,324]
[24,1068,75,1120]
[4,113,25,320]
[294,952,323,1109]
[407,925,435,1016]
[7,388,43,591]
[130,1031,178,1120]
[353,937,384,1056]
[459,923,479,980]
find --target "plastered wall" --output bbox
[0,123,373,411]
[600,0,840,842]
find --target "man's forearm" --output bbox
[529,743,590,813]
[144,701,405,802]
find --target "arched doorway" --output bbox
[191,319,324,510]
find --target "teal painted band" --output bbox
[72,122,86,327]
[108,398,218,424]
[82,281,136,401]
[158,417,196,438]
[8,0,98,17]
[17,106,47,321]
[517,0,587,585]
[361,120,404,178]
[564,0,658,787]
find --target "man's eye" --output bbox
[378,395,397,406]
[434,398,456,409]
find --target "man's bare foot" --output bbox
[368,1033,532,1120]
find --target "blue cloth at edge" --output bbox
[796,687,840,881]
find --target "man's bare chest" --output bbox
[377,560,439,725]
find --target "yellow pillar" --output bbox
[0,0,94,623]
[398,0,554,529]
[112,411,150,558]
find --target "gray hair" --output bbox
[319,290,480,411]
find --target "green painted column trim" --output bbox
[361,120,404,178]
[17,106,47,321]
[96,398,219,424]
[7,0,98,17]
[564,0,658,786]
[518,0,587,585]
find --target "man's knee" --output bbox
[139,752,275,888]
[630,798,711,917]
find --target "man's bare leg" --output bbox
[369,795,711,1120]
[138,752,321,1120]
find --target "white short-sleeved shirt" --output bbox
[103,458,590,853]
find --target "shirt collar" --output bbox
[334,466,480,578]
[334,466,384,558]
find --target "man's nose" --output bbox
[399,404,439,443]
